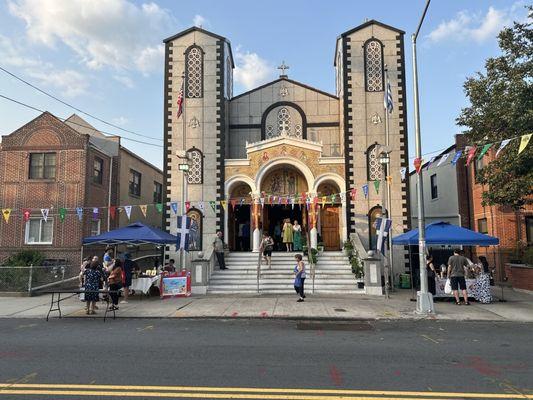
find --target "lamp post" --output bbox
[412,0,434,313]
[178,157,190,271]
[379,150,391,296]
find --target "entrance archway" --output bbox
[317,181,342,250]
[228,182,253,251]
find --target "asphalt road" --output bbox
[0,318,531,399]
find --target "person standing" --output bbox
[103,248,114,273]
[213,231,227,270]
[472,256,492,304]
[121,253,134,304]
[282,219,294,252]
[293,220,303,251]
[447,249,470,305]
[108,260,123,311]
[426,255,437,296]
[273,222,282,251]
[82,261,102,315]
[260,233,274,269]
[293,254,306,302]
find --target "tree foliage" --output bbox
[457,8,533,209]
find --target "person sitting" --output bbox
[164,259,176,273]
[108,260,123,311]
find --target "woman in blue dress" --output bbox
[82,261,102,315]
[293,254,306,302]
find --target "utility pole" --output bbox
[412,0,434,314]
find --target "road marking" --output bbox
[137,325,154,332]
[420,334,440,344]
[0,384,532,399]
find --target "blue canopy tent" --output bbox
[83,222,177,246]
[392,221,499,246]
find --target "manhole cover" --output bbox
[296,322,374,331]
[334,308,347,312]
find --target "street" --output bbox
[0,318,531,399]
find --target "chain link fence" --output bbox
[0,265,79,293]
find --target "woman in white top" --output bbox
[293,220,303,251]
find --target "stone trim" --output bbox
[307,122,340,128]
[216,40,226,234]
[342,36,354,233]
[163,41,172,231]
[246,136,322,154]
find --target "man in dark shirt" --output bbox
[447,249,470,305]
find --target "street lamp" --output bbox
[379,149,392,295]
[176,152,191,270]
[412,0,434,313]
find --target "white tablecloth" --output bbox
[435,277,476,297]
[129,276,161,294]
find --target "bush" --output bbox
[350,254,363,279]
[523,247,533,266]
[309,248,318,264]
[3,250,44,266]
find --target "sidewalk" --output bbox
[1,288,532,322]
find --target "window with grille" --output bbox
[185,46,203,98]
[129,169,142,196]
[187,148,203,184]
[364,39,384,92]
[153,181,163,203]
[366,144,383,181]
[277,107,291,136]
[93,157,103,184]
[25,218,54,244]
[29,153,56,179]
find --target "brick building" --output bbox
[0,112,163,267]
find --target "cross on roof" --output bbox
[278,61,289,77]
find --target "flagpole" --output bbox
[384,67,394,290]
[180,71,187,271]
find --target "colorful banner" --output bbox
[466,146,477,166]
[76,207,83,221]
[518,134,532,155]
[477,143,492,160]
[373,180,380,194]
[59,208,67,222]
[23,209,31,222]
[109,205,117,219]
[451,150,462,165]
[400,167,407,182]
[92,207,99,220]
[41,208,49,222]
[425,156,436,170]
[198,201,204,213]
[209,201,216,212]
[185,201,191,212]
[220,200,227,210]
[156,203,163,213]
[124,205,132,220]
[496,139,511,157]
[414,158,423,174]
[362,184,369,199]
[171,202,178,214]
[140,205,148,217]
[437,153,449,167]
[2,209,11,223]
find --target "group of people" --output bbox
[425,249,493,304]
[79,249,135,314]
[273,219,303,252]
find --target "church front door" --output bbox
[321,206,340,250]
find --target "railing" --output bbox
[305,230,316,294]
[257,247,262,293]
[0,264,79,294]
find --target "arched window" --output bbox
[366,144,383,181]
[187,147,203,184]
[185,45,203,98]
[277,107,291,136]
[364,39,384,92]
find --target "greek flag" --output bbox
[384,80,393,114]
[375,217,392,255]
[177,215,191,251]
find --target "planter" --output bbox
[505,263,533,292]
[357,281,365,289]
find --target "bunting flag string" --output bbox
[518,134,532,155]
[466,146,477,166]
[2,209,11,223]
[41,208,49,222]
[140,205,148,217]
[373,180,380,194]
[59,208,66,222]
[124,205,132,220]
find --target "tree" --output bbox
[457,8,532,209]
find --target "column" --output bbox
[309,195,318,249]
[252,198,261,252]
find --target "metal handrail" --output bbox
[304,229,315,294]
[257,244,262,293]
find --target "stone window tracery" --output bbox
[187,147,203,184]
[185,46,203,98]
[266,125,274,139]
[367,144,383,181]
[294,124,302,138]
[364,39,384,92]
[277,107,291,136]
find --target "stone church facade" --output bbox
[163,20,410,272]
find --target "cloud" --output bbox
[113,75,135,88]
[234,48,275,90]
[193,15,208,28]
[7,0,174,74]
[427,5,512,43]
[0,34,89,97]
[112,116,128,126]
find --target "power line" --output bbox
[0,65,163,142]
[0,93,163,148]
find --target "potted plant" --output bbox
[350,255,364,289]
[302,245,308,256]
[317,242,325,255]
[309,248,319,264]
[343,240,354,257]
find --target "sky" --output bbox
[0,0,529,170]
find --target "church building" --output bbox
[163,20,410,273]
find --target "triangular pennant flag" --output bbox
[331,194,336,204]
[92,207,99,220]
[451,150,462,165]
[495,139,511,157]
[400,167,407,182]
[278,196,282,205]
[437,153,450,167]
[198,201,205,213]
[140,205,148,217]
[109,205,117,219]
[306,197,311,210]
[240,198,245,206]
[259,198,265,208]
[414,157,423,174]
[124,205,132,220]
[171,202,178,215]
[321,196,327,207]
[350,188,357,201]
[425,156,436,170]
[340,192,346,202]
[478,143,492,160]
[362,184,369,199]
[220,200,227,210]
[76,207,83,222]
[185,201,191,212]
[301,192,307,202]
[22,209,31,222]
[155,203,163,213]
[466,146,477,166]
[518,134,532,155]
[209,201,216,212]
[387,175,392,184]
[290,197,295,209]
[59,208,67,222]
[2,209,11,223]
[373,179,380,194]
[230,199,237,210]
[41,208,49,222]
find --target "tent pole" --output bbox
[409,246,416,301]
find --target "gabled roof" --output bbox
[334,19,405,66]
[163,26,234,68]
[231,77,338,101]
[2,111,85,140]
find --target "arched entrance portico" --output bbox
[224,176,255,251]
